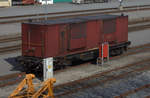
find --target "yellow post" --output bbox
[9,74,35,98]
[32,78,56,98]
[47,78,56,98]
[9,74,56,98]
[26,74,35,94]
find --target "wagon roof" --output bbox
[27,18,85,25]
[26,14,120,25]
[77,14,119,20]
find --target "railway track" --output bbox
[0,35,20,43]
[1,4,150,24]
[0,45,21,54]
[128,21,150,32]
[0,39,149,96]
[54,57,150,97]
[54,42,150,74]
[0,42,149,88]
[3,4,149,19]
[0,72,25,87]
[0,35,21,54]
[0,41,149,92]
[114,84,150,98]
[52,43,150,97]
[0,35,150,87]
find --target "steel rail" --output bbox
[0,72,25,87]
[55,58,150,89]
[114,84,150,98]
[128,22,150,32]
[1,5,150,24]
[54,58,150,97]
[0,44,21,54]
[1,4,150,20]
[0,36,21,43]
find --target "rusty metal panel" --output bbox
[44,25,59,58]
[69,22,86,50]
[22,23,28,56]
[103,19,116,34]
[86,20,101,49]
[22,15,129,58]
[59,24,68,54]
[22,24,45,57]
[115,16,128,43]
[102,19,116,44]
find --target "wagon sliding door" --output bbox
[59,24,68,54]
[22,24,45,57]
[68,22,86,51]
[102,19,116,43]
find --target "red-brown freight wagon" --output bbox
[18,14,131,73]
[22,0,35,4]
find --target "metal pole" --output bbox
[108,43,109,61]
[8,0,12,6]
[119,0,123,11]
[43,57,53,81]
[101,43,104,65]
[43,59,46,81]
[44,0,48,20]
